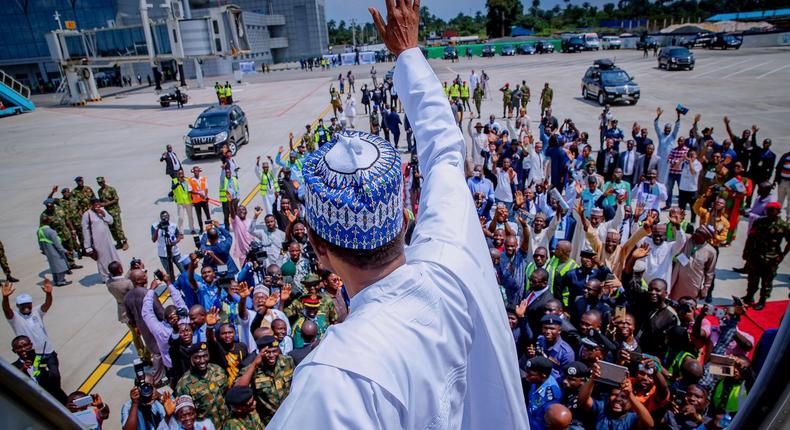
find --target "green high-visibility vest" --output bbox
[172,178,191,205]
[547,257,579,306]
[524,262,537,292]
[713,380,747,414]
[225,86,232,97]
[37,226,54,244]
[219,177,238,202]
[449,84,460,98]
[460,85,470,98]
[259,171,279,196]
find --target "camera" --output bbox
[132,359,154,403]
[129,257,142,269]
[192,236,205,258]
[246,241,269,266]
[176,307,189,319]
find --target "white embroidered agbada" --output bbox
[81,209,120,282]
[269,48,528,429]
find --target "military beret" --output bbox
[541,314,563,326]
[524,356,553,374]
[225,386,254,407]
[766,201,781,210]
[563,361,591,378]
[96,176,105,182]
[302,295,321,309]
[43,198,55,205]
[185,342,209,356]
[256,335,279,349]
[580,248,597,258]
[90,197,101,204]
[74,176,83,182]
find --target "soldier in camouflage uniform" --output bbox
[96,177,128,250]
[0,240,19,282]
[282,273,337,324]
[236,335,294,424]
[222,386,265,430]
[540,82,554,117]
[40,198,78,267]
[743,201,790,310]
[71,176,96,216]
[175,342,229,426]
[520,81,531,111]
[58,188,85,251]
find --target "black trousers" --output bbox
[678,190,697,222]
[193,201,211,231]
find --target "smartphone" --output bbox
[627,350,643,364]
[615,306,627,322]
[709,354,735,377]
[72,395,94,408]
[254,206,262,212]
[597,361,629,386]
[153,269,165,281]
[204,220,212,226]
[193,236,201,248]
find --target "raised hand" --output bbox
[206,307,220,326]
[238,282,251,300]
[41,279,53,294]
[3,282,15,297]
[656,107,663,118]
[516,214,528,228]
[264,291,280,309]
[281,284,292,301]
[162,391,175,416]
[369,0,420,57]
[632,243,650,259]
[516,299,528,318]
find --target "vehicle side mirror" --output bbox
[231,120,239,128]
[188,124,194,128]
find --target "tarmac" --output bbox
[1,45,789,428]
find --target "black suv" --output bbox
[184,105,249,159]
[562,36,585,53]
[658,46,695,70]
[708,33,742,49]
[481,45,496,57]
[443,46,458,60]
[535,40,555,54]
[581,59,640,106]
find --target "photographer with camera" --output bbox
[199,221,238,278]
[151,211,184,280]
[247,208,285,267]
[141,271,188,384]
[120,375,167,430]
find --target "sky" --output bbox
[326,0,613,24]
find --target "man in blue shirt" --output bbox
[559,248,612,306]
[603,119,625,152]
[524,356,562,430]
[530,314,575,380]
[467,165,495,206]
[200,223,238,276]
[386,108,402,149]
[581,176,603,218]
[547,136,571,189]
[579,362,655,429]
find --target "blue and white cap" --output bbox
[302,130,403,250]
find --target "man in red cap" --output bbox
[742,201,790,309]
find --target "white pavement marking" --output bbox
[691,58,751,79]
[720,61,772,79]
[446,65,459,75]
[757,63,790,79]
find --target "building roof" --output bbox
[706,9,790,22]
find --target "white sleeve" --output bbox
[268,364,404,429]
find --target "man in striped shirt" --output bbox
[666,137,690,209]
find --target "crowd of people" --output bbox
[2,21,789,430]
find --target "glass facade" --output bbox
[0,0,117,61]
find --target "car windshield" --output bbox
[723,35,737,42]
[669,48,690,55]
[504,45,513,49]
[601,70,631,84]
[570,37,583,43]
[194,114,228,128]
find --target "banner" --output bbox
[239,61,256,73]
[359,51,376,64]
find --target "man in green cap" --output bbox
[540,82,554,117]
[97,177,128,250]
[521,80,530,111]
[235,335,294,423]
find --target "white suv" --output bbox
[601,36,622,50]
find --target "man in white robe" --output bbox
[268,2,528,428]
[81,198,121,282]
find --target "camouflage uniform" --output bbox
[221,411,265,430]
[500,86,512,117]
[284,292,337,324]
[71,185,96,214]
[175,363,229,426]
[745,216,790,301]
[540,86,553,116]
[240,354,294,423]
[98,185,127,246]
[521,84,531,110]
[60,194,83,249]
[0,240,10,276]
[40,205,75,264]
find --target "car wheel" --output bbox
[689,66,694,70]
[582,87,588,99]
[228,139,237,156]
[243,127,249,144]
[598,92,606,106]
[631,99,638,106]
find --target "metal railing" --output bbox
[0,69,31,100]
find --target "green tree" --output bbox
[486,0,524,38]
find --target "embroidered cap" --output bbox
[302,130,403,250]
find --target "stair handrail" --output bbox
[0,69,32,100]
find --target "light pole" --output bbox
[140,0,161,90]
[53,11,63,30]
